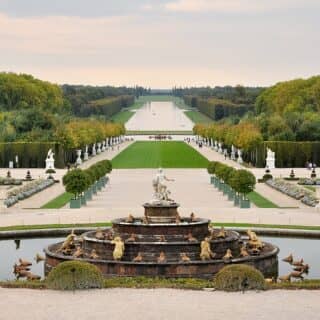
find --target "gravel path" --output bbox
[1,288,319,320]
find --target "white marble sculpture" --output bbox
[97,142,102,154]
[101,141,106,152]
[231,145,236,161]
[76,149,82,165]
[218,142,223,154]
[84,145,89,161]
[92,143,96,156]
[266,148,275,169]
[45,149,55,170]
[214,141,218,152]
[152,168,174,203]
[237,149,243,164]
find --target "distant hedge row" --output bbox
[0,142,66,169]
[79,95,135,118]
[245,141,320,168]
[183,96,253,121]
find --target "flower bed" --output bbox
[266,179,319,207]
[298,178,320,186]
[4,179,55,207]
[0,177,22,186]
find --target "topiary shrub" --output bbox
[214,264,265,292]
[46,261,104,290]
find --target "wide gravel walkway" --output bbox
[1,288,319,320]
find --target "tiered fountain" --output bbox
[45,169,279,278]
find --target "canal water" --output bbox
[0,236,319,281]
[125,101,194,131]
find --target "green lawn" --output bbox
[184,110,213,124]
[1,222,320,232]
[41,192,73,209]
[110,110,134,124]
[112,141,209,168]
[247,191,279,208]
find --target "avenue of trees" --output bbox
[186,76,320,142]
[0,73,137,144]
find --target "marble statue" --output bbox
[152,168,174,202]
[266,148,275,169]
[76,149,82,165]
[231,145,236,160]
[84,145,89,161]
[45,149,55,170]
[237,149,243,164]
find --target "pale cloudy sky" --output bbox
[0,0,319,88]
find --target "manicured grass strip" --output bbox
[1,222,320,232]
[41,192,73,209]
[247,191,279,208]
[110,110,134,124]
[184,110,213,124]
[212,222,320,231]
[126,130,193,135]
[112,141,209,168]
[269,280,320,290]
[0,222,112,232]
[2,278,320,290]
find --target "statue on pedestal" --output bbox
[266,148,275,169]
[45,149,55,170]
[152,168,174,202]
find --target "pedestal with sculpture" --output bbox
[45,169,279,279]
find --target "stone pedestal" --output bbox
[143,202,179,223]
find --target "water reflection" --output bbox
[0,236,319,280]
[125,101,194,131]
[0,237,62,281]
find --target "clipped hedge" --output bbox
[214,264,265,291]
[246,141,320,168]
[184,96,252,121]
[46,261,104,290]
[0,142,66,168]
[80,95,135,118]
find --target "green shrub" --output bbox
[214,264,266,291]
[46,261,104,290]
[207,161,218,174]
[62,169,90,198]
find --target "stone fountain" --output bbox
[45,169,279,278]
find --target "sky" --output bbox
[0,0,319,88]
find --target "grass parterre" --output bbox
[112,141,209,168]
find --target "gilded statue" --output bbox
[200,237,215,260]
[111,236,125,260]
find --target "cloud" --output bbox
[164,0,319,13]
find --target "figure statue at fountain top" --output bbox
[152,168,175,203]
